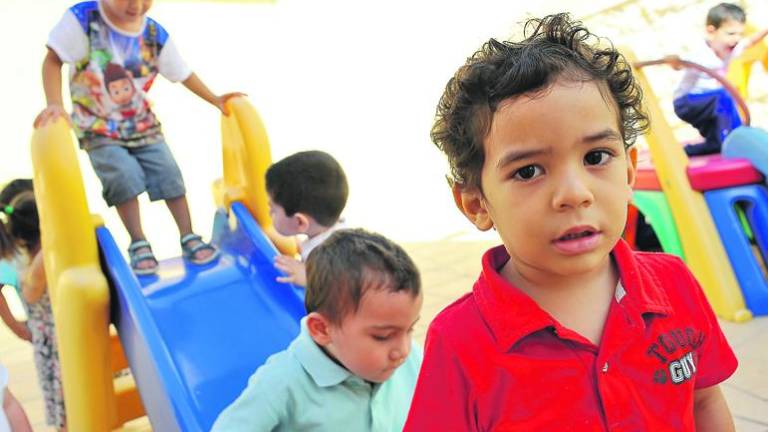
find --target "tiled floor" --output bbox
[2,239,767,430]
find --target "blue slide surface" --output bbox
[97,203,305,431]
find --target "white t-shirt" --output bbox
[299,220,347,262]
[673,38,748,99]
[46,1,192,144]
[48,2,190,81]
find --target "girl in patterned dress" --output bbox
[0,183,67,431]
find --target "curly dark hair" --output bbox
[431,13,649,190]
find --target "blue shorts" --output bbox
[86,141,186,207]
[673,88,742,156]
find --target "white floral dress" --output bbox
[11,254,66,427]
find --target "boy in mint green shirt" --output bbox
[212,229,423,432]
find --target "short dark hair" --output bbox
[431,13,649,190]
[305,228,421,325]
[707,3,746,28]
[266,150,348,227]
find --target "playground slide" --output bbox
[31,97,305,430]
[100,203,305,431]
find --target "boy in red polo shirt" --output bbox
[404,13,737,431]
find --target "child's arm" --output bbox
[34,48,71,128]
[404,325,476,431]
[3,388,33,432]
[211,368,286,431]
[181,73,243,116]
[0,288,30,342]
[274,255,307,286]
[744,28,768,49]
[694,385,734,431]
[22,252,46,305]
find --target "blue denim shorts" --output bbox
[86,141,186,206]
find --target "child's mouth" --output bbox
[552,227,602,255]
[558,230,594,241]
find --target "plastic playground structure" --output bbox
[25,37,768,432]
[623,38,768,323]
[30,97,304,431]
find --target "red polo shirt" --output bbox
[404,240,737,431]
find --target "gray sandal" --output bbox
[180,233,220,265]
[128,240,158,275]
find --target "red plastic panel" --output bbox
[686,154,763,191]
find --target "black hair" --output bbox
[305,228,421,325]
[707,3,746,28]
[0,191,40,259]
[0,179,33,205]
[431,13,649,190]
[265,150,348,227]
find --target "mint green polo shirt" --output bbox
[212,318,423,432]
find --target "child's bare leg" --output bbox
[116,198,155,271]
[4,389,33,432]
[165,195,213,261]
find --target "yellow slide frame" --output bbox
[626,50,751,322]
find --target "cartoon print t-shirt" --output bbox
[47,1,191,148]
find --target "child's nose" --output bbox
[389,336,411,362]
[551,170,594,210]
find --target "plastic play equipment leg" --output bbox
[723,126,768,177]
[632,191,685,259]
[705,184,768,315]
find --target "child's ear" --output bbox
[706,24,717,36]
[306,312,333,346]
[625,146,638,202]
[626,146,638,187]
[452,184,494,231]
[294,213,312,234]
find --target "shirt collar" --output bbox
[290,318,355,387]
[473,239,673,351]
[97,0,148,37]
[300,220,346,261]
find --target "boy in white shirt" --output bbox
[266,151,348,286]
[669,2,768,155]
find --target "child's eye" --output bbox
[372,334,391,342]
[584,150,612,166]
[513,165,543,181]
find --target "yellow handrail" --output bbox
[216,97,298,256]
[30,119,143,430]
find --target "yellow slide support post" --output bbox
[215,97,298,256]
[625,50,751,322]
[31,119,145,430]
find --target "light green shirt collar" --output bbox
[291,317,370,388]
